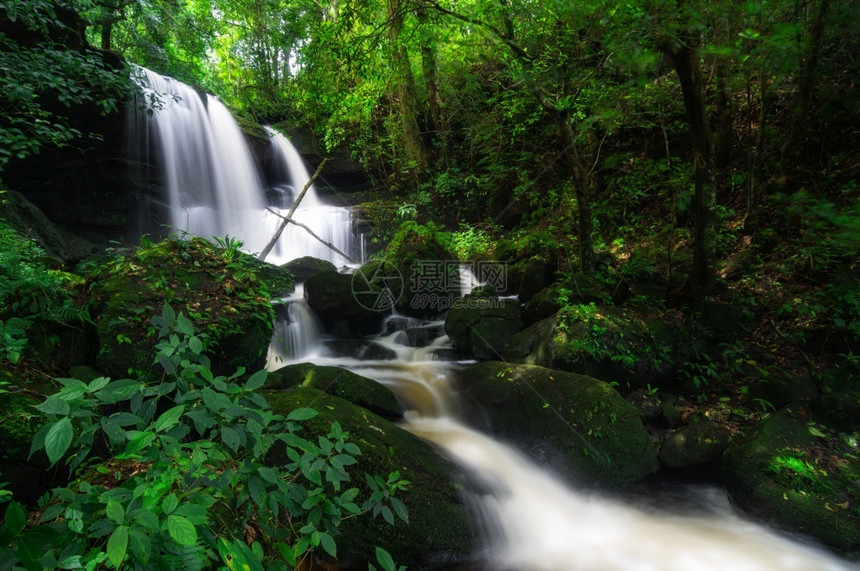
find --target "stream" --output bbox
[269,314,857,571]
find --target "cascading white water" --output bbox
[267,284,324,367]
[295,330,857,571]
[132,68,357,266]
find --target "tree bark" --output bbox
[665,36,717,301]
[388,0,427,173]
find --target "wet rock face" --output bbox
[265,387,475,568]
[458,361,659,489]
[304,268,386,337]
[658,421,731,470]
[445,297,524,360]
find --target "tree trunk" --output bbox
[388,0,427,174]
[666,37,717,301]
[787,0,831,157]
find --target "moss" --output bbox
[0,391,46,464]
[722,407,860,556]
[459,361,658,488]
[88,237,274,378]
[265,387,474,568]
[266,362,402,419]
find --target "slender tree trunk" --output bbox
[665,37,717,301]
[101,18,113,51]
[714,12,734,170]
[787,0,830,157]
[388,0,427,173]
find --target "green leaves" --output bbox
[4,501,27,536]
[166,515,197,547]
[154,405,185,433]
[44,418,73,465]
[106,525,129,568]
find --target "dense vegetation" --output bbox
[1,0,859,567]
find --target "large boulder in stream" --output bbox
[304,269,386,336]
[281,256,337,282]
[445,297,523,360]
[88,237,274,378]
[265,387,475,568]
[266,362,403,419]
[457,361,658,489]
[721,406,860,555]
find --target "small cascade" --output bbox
[130,68,359,266]
[267,285,324,367]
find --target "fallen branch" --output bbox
[258,158,328,262]
[265,206,357,264]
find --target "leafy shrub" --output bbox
[0,219,88,363]
[0,305,408,569]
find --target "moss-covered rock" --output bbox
[722,406,860,556]
[506,304,687,390]
[304,268,386,336]
[457,361,658,488]
[281,256,336,282]
[382,222,459,318]
[236,252,294,297]
[658,420,731,470]
[265,387,474,568]
[88,237,274,378]
[267,362,403,419]
[445,297,523,360]
[0,391,45,465]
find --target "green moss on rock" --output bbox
[267,362,402,419]
[88,237,274,378]
[722,407,860,556]
[265,387,474,568]
[458,361,658,488]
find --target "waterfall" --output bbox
[267,284,324,367]
[131,67,357,266]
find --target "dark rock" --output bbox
[445,297,523,360]
[265,387,474,568]
[403,323,447,347]
[304,269,386,336]
[457,361,658,488]
[319,339,397,361]
[748,374,819,410]
[812,391,860,432]
[722,407,860,555]
[267,362,402,419]
[626,388,676,427]
[659,421,731,469]
[502,315,558,366]
[514,257,554,303]
[282,256,337,282]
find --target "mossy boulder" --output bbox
[445,297,523,360]
[506,305,687,389]
[382,222,459,318]
[88,237,274,378]
[722,406,860,555]
[267,362,402,419]
[265,387,474,568]
[658,420,731,470]
[236,252,295,297]
[304,268,386,336]
[281,256,336,282]
[457,361,658,488]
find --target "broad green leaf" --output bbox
[319,532,336,557]
[173,503,207,524]
[176,314,194,336]
[166,515,197,546]
[44,418,73,465]
[286,407,318,421]
[244,369,267,391]
[162,494,179,515]
[375,547,396,571]
[154,405,185,433]
[4,501,26,536]
[36,395,70,416]
[221,426,240,451]
[106,525,128,568]
[188,336,203,355]
[257,466,278,484]
[161,304,176,326]
[87,377,111,393]
[105,500,125,525]
[95,379,142,404]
